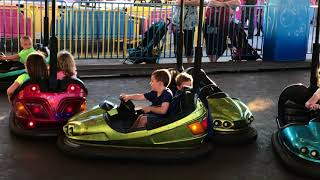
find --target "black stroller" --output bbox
[124,19,170,64]
[228,22,261,61]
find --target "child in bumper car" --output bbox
[57,51,77,80]
[6,53,49,101]
[0,36,36,64]
[121,69,173,128]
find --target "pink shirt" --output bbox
[57,71,77,80]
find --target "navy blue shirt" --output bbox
[144,88,173,109]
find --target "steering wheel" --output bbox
[0,55,8,64]
[0,52,6,61]
[99,100,115,111]
[0,60,8,64]
[199,84,222,102]
[309,108,320,119]
[119,97,136,114]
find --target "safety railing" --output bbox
[0,0,317,63]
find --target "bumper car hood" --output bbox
[208,96,253,122]
[280,120,320,162]
[63,107,118,141]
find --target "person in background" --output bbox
[255,0,265,36]
[172,0,200,63]
[204,0,240,62]
[241,0,257,39]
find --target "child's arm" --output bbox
[306,88,320,109]
[121,94,146,102]
[143,102,170,115]
[0,54,20,61]
[7,81,20,101]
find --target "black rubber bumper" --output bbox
[9,112,62,138]
[271,131,320,178]
[57,135,212,161]
[211,127,258,145]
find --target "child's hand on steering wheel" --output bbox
[142,106,151,113]
[120,94,129,102]
[0,55,6,60]
[309,104,320,111]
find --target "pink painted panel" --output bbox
[0,7,32,38]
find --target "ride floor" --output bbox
[0,70,311,180]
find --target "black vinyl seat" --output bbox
[146,87,196,130]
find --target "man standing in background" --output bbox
[242,0,257,39]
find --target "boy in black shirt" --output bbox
[121,69,173,128]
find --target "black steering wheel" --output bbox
[119,97,136,114]
[0,52,7,62]
[309,109,320,119]
[199,84,222,102]
[0,60,8,65]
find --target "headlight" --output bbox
[248,116,254,122]
[223,121,232,128]
[300,147,309,154]
[213,120,222,127]
[310,150,319,158]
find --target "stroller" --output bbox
[124,19,170,64]
[228,22,261,61]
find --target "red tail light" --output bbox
[201,117,208,130]
[25,103,49,119]
[66,106,73,113]
[31,86,38,92]
[58,100,85,119]
[67,84,82,93]
[27,84,40,93]
[27,121,36,128]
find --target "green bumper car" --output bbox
[57,88,212,160]
[0,59,25,90]
[184,67,257,144]
[0,46,49,91]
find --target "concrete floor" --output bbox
[0,70,312,180]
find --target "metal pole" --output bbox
[49,0,58,91]
[176,0,184,72]
[310,0,320,91]
[193,0,204,92]
[44,0,49,46]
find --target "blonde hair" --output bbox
[21,35,32,43]
[57,51,76,77]
[176,72,193,87]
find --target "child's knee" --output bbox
[140,116,148,125]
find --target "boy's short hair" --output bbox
[152,69,171,87]
[176,72,193,86]
[21,36,32,43]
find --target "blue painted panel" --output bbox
[263,0,309,61]
[57,9,135,39]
